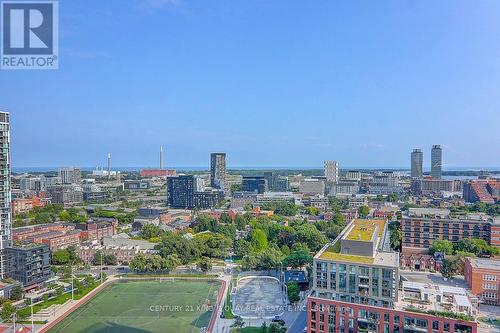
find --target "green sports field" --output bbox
[47,279,221,333]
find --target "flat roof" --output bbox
[316,218,397,267]
[344,219,386,241]
[466,257,500,270]
[454,294,472,308]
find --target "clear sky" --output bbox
[2,0,500,169]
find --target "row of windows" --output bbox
[483,274,498,281]
[482,283,498,290]
[310,302,473,333]
[482,292,498,299]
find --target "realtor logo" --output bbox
[1,0,58,69]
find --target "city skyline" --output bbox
[1,0,500,168]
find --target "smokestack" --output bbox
[160,147,164,170]
[107,153,111,179]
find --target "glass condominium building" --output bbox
[0,112,11,278]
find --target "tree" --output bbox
[220,212,232,224]
[388,221,402,251]
[241,255,258,271]
[329,197,344,213]
[291,242,310,252]
[197,256,212,272]
[256,247,283,270]
[194,215,218,233]
[387,193,399,203]
[156,232,201,264]
[234,239,252,258]
[429,240,453,255]
[287,281,300,303]
[231,316,244,328]
[251,229,268,252]
[358,206,370,218]
[129,254,148,272]
[293,224,328,252]
[52,249,70,265]
[105,254,117,266]
[235,215,247,230]
[58,210,70,221]
[305,206,319,216]
[195,233,232,258]
[0,302,15,321]
[325,225,344,240]
[161,254,181,272]
[93,250,104,266]
[331,213,345,226]
[67,245,78,262]
[283,250,312,268]
[141,224,163,239]
[10,285,23,301]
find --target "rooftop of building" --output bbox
[344,219,385,241]
[466,257,500,270]
[315,219,398,267]
[395,281,477,321]
[406,208,499,224]
[8,242,48,250]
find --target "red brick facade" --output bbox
[464,257,500,306]
[307,296,477,333]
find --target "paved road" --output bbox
[287,309,306,333]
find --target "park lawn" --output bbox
[47,279,221,333]
[223,285,234,319]
[18,280,102,318]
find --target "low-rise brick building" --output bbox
[400,253,444,272]
[402,208,499,253]
[464,257,500,306]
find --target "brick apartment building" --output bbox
[75,218,118,242]
[463,179,499,204]
[308,218,478,333]
[76,245,152,265]
[12,219,118,250]
[464,257,500,306]
[401,208,500,253]
[139,169,176,178]
[11,196,45,216]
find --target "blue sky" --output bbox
[2,0,500,169]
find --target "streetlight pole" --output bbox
[100,252,103,284]
[31,295,34,333]
[71,262,74,301]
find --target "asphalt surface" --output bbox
[287,309,307,333]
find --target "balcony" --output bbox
[403,324,428,333]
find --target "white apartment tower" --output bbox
[324,160,339,183]
[0,112,11,278]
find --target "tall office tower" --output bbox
[210,153,226,190]
[410,149,423,178]
[159,147,164,170]
[324,160,339,183]
[431,144,442,179]
[58,167,82,184]
[0,112,11,278]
